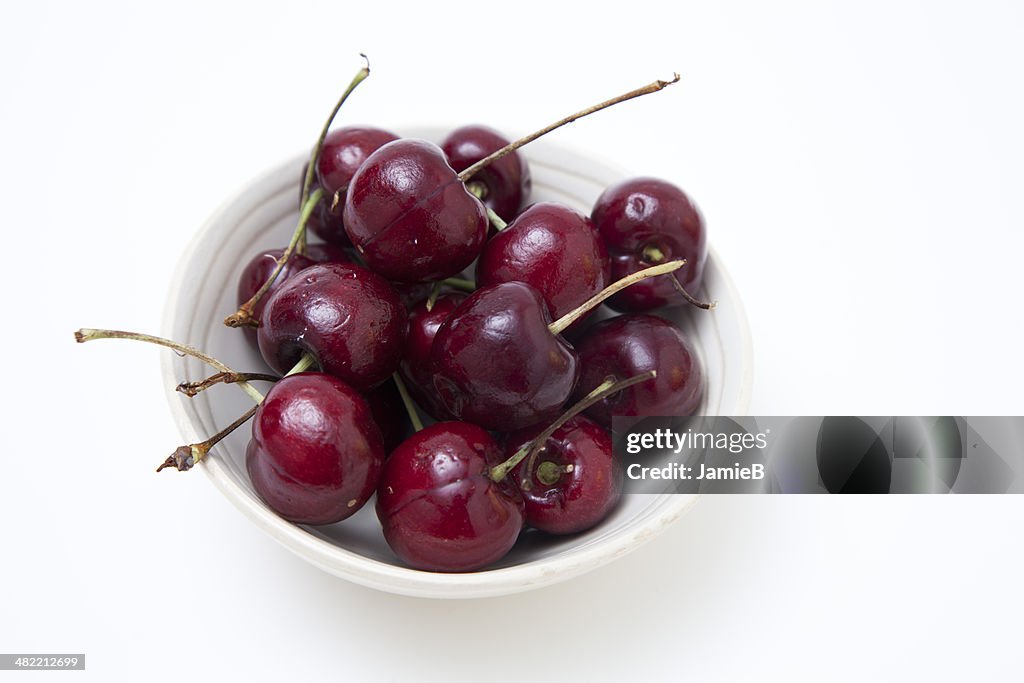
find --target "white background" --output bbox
[2,0,1022,680]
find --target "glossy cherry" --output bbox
[475,202,610,321]
[441,125,531,220]
[343,139,488,282]
[429,282,578,431]
[376,422,524,572]
[304,127,400,246]
[247,372,385,525]
[257,262,407,390]
[505,415,621,534]
[400,292,466,421]
[591,177,707,310]
[573,314,704,428]
[237,249,317,326]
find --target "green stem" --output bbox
[441,277,476,293]
[489,370,657,482]
[425,281,443,312]
[392,372,424,432]
[548,260,687,336]
[74,328,264,403]
[286,353,318,376]
[300,56,371,208]
[486,206,508,231]
[224,188,324,328]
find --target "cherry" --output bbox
[430,261,686,431]
[247,372,385,524]
[237,249,316,326]
[504,415,621,534]
[305,127,400,246]
[236,245,352,325]
[475,202,610,321]
[376,422,524,572]
[343,139,489,283]
[573,314,704,428]
[430,281,577,431]
[440,125,531,220]
[591,177,708,311]
[399,292,467,421]
[257,262,407,391]
[344,76,679,283]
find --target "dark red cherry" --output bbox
[342,139,489,283]
[591,177,707,310]
[475,202,610,321]
[376,422,524,572]
[317,126,400,197]
[399,292,466,421]
[305,127,400,247]
[237,249,316,325]
[573,314,704,428]
[505,415,621,534]
[303,242,354,265]
[246,372,385,525]
[441,125,531,220]
[429,282,578,431]
[257,262,407,390]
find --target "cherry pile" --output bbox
[77,61,715,573]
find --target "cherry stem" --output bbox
[441,277,476,292]
[457,73,680,183]
[486,207,508,231]
[224,187,324,328]
[425,281,443,312]
[286,353,318,376]
[300,56,371,209]
[535,460,568,486]
[548,260,687,335]
[466,180,508,230]
[177,372,278,398]
[74,328,264,403]
[489,370,657,482]
[157,404,259,473]
[392,372,424,433]
[642,245,717,310]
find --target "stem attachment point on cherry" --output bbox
[489,370,657,482]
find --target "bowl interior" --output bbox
[162,129,752,598]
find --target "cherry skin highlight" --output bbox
[376,422,524,572]
[246,372,385,525]
[440,125,531,220]
[257,262,407,390]
[573,314,704,428]
[342,139,489,282]
[305,126,400,246]
[399,292,466,421]
[429,281,579,431]
[591,177,707,311]
[505,415,622,535]
[475,202,610,321]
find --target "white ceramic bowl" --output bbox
[162,129,753,599]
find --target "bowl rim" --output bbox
[161,137,753,599]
